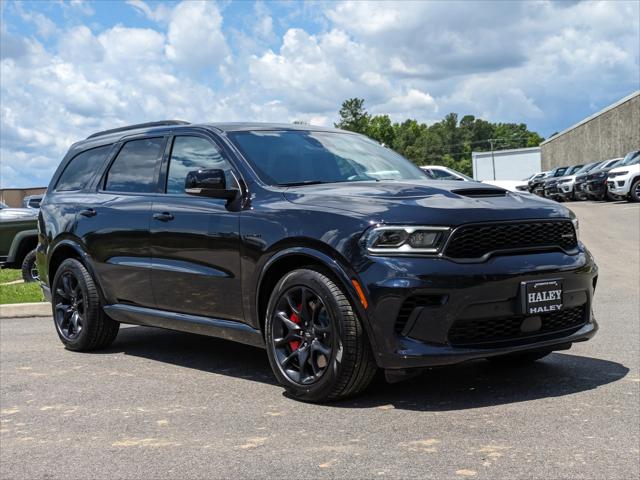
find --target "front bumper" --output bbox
[607,177,631,196]
[358,248,598,369]
[544,185,560,197]
[585,180,607,197]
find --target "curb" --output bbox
[0,302,51,318]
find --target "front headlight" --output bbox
[364,225,451,254]
[571,216,579,241]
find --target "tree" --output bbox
[367,115,395,146]
[335,98,370,134]
[334,98,544,178]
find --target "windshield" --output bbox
[619,150,640,166]
[565,165,583,175]
[603,159,621,169]
[577,162,601,173]
[449,169,474,181]
[0,201,6,209]
[229,130,425,186]
[554,167,568,176]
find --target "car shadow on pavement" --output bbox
[338,353,629,411]
[101,325,628,411]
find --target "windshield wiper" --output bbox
[276,180,328,187]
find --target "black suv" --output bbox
[37,121,598,402]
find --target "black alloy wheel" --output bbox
[265,268,377,402]
[271,286,333,385]
[53,271,85,340]
[51,258,119,351]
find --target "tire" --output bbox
[21,249,39,282]
[51,258,119,351]
[265,268,377,402]
[630,178,640,202]
[487,350,552,365]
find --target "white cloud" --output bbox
[0,0,638,187]
[126,0,172,23]
[165,1,229,71]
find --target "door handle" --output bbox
[79,208,97,217]
[153,212,174,222]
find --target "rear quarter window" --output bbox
[55,145,112,191]
[104,138,165,193]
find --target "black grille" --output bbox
[445,220,577,259]
[395,295,446,334]
[448,305,586,347]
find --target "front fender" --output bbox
[254,246,379,355]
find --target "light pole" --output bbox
[489,139,496,180]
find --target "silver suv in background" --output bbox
[607,150,640,202]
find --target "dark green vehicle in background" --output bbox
[0,201,40,282]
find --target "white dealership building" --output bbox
[472,146,542,181]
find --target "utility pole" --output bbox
[489,139,496,180]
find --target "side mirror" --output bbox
[185,169,238,199]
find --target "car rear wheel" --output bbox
[265,268,377,402]
[630,178,640,202]
[486,350,552,365]
[52,258,119,351]
[21,249,38,282]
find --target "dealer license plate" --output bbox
[521,279,563,315]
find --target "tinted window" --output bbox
[105,138,164,193]
[229,130,424,185]
[166,136,236,194]
[55,146,111,191]
[430,169,458,180]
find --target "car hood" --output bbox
[0,208,38,222]
[283,180,569,225]
[586,167,616,179]
[554,174,578,182]
[609,165,639,174]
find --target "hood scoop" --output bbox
[452,187,508,198]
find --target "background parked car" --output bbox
[0,202,40,282]
[584,158,623,201]
[22,194,44,209]
[606,150,640,202]
[482,179,530,192]
[527,171,548,192]
[420,165,473,181]
[544,164,583,201]
[556,161,603,201]
[533,166,567,197]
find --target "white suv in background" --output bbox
[420,165,473,181]
[607,150,640,202]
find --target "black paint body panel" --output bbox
[37,122,598,369]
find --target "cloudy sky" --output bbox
[1,0,638,188]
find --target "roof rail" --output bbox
[86,120,190,139]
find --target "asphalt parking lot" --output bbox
[1,200,639,480]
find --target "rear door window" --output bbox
[55,145,112,191]
[105,138,165,193]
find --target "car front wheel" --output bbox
[265,268,377,402]
[630,178,640,202]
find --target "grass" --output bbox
[0,268,22,283]
[0,269,45,304]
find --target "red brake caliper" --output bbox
[289,305,302,351]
